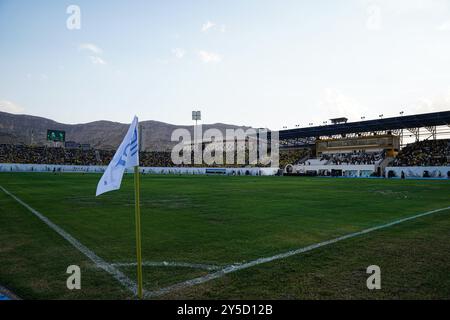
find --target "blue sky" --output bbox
[1,0,450,129]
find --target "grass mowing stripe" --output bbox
[144,205,450,298]
[0,185,138,296]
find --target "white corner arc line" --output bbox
[144,205,450,298]
[0,186,138,296]
[111,261,221,271]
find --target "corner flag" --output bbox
[96,116,139,196]
[95,116,144,299]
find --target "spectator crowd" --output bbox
[0,144,296,168]
[393,139,450,167]
[2,140,450,169]
[0,144,104,166]
[279,149,309,168]
[319,151,384,165]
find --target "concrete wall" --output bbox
[385,166,450,179]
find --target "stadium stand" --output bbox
[0,144,105,166]
[296,134,393,167]
[393,139,450,167]
[318,150,384,165]
[0,144,290,168]
[278,149,309,168]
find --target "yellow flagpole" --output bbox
[134,165,143,299]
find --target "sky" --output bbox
[1,0,450,130]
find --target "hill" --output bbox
[0,111,251,151]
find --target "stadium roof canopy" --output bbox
[279,111,450,140]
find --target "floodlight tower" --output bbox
[192,110,202,144]
[192,110,201,126]
[192,110,202,164]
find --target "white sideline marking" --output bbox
[144,205,450,298]
[111,261,221,271]
[0,186,138,296]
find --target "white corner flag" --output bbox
[96,116,139,196]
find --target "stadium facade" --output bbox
[279,111,450,179]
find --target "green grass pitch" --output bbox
[1,172,450,299]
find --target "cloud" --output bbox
[78,43,107,65]
[317,88,368,121]
[172,48,186,59]
[201,21,216,32]
[198,50,222,63]
[412,88,450,113]
[437,21,450,31]
[0,100,25,114]
[79,43,103,55]
[201,21,226,33]
[89,56,107,65]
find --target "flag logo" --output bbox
[96,116,139,196]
